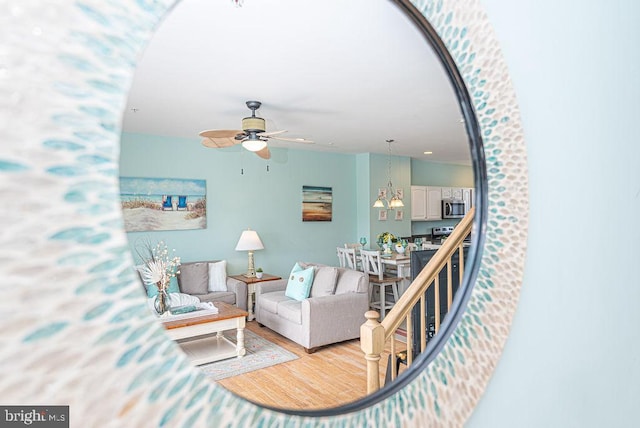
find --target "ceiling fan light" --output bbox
[242,139,267,152]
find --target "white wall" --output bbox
[468,1,640,426]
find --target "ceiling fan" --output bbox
[199,100,313,160]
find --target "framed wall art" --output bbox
[302,185,332,222]
[119,177,207,232]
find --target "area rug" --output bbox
[198,330,298,381]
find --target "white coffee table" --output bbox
[161,302,248,365]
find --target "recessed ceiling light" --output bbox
[423,151,433,155]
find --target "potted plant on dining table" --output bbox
[376,232,397,254]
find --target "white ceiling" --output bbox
[123,0,471,164]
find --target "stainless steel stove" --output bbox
[432,226,471,244]
[432,226,454,237]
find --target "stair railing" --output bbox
[360,207,475,393]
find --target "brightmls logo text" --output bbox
[1,406,68,427]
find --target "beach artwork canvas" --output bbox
[120,177,207,232]
[302,185,332,222]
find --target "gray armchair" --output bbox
[255,262,369,353]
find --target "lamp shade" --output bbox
[389,197,404,208]
[242,138,268,152]
[235,229,264,251]
[373,198,385,208]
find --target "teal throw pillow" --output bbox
[146,276,180,298]
[285,264,314,301]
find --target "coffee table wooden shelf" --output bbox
[161,302,249,365]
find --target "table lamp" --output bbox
[235,228,264,278]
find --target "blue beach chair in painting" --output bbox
[162,195,173,210]
[177,195,188,211]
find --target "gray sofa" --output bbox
[255,262,369,353]
[176,261,248,310]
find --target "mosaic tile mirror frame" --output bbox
[0,0,528,426]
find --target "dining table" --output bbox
[363,249,413,295]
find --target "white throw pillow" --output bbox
[208,260,228,292]
[146,293,201,314]
[168,292,200,307]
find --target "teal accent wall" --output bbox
[411,158,474,186]
[120,132,358,277]
[368,152,412,242]
[120,133,473,274]
[355,153,372,244]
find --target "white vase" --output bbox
[395,245,405,254]
[256,272,263,279]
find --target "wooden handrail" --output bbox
[360,207,475,393]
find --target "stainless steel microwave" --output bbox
[442,199,466,219]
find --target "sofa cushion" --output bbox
[197,291,236,305]
[178,262,209,295]
[259,290,290,314]
[278,299,302,324]
[285,264,314,301]
[335,268,367,294]
[310,266,338,297]
[167,292,201,307]
[208,260,227,292]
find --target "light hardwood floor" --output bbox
[216,321,406,410]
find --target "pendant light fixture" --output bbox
[373,139,404,210]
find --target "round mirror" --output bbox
[121,0,481,411]
[1,0,527,425]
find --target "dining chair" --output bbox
[360,249,401,320]
[344,242,362,250]
[336,247,358,270]
[344,243,363,270]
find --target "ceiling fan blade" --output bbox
[268,135,314,144]
[255,146,271,159]
[201,136,240,148]
[260,129,287,137]
[199,129,243,139]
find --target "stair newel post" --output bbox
[361,310,384,393]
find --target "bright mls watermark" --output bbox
[1,406,68,427]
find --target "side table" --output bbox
[229,273,282,321]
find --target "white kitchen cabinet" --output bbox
[462,187,473,209]
[442,187,464,200]
[426,187,442,220]
[411,185,442,221]
[411,186,426,220]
